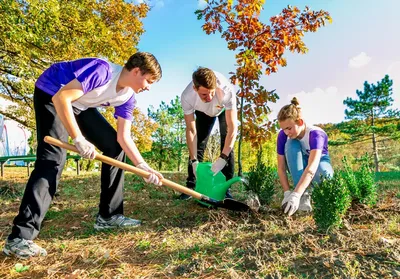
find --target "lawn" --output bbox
[0,166,399,278]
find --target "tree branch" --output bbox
[0,109,34,130]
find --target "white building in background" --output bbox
[0,97,31,164]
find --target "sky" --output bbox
[134,0,400,125]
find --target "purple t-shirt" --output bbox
[276,124,329,156]
[35,58,135,121]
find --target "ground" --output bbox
[0,167,399,279]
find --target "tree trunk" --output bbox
[238,93,244,177]
[371,111,379,172]
[177,141,182,172]
[372,132,379,172]
[158,148,163,171]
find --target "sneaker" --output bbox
[94,214,141,230]
[298,192,312,212]
[178,193,192,200]
[3,237,47,259]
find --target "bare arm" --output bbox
[116,117,145,166]
[51,79,84,139]
[293,149,322,195]
[184,113,197,160]
[221,109,238,156]
[117,117,163,183]
[277,154,290,192]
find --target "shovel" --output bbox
[44,136,250,212]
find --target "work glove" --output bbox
[137,162,163,185]
[283,192,302,216]
[298,192,313,212]
[281,190,292,208]
[73,135,97,159]
[191,160,199,177]
[211,157,227,175]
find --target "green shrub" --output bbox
[340,155,377,206]
[245,150,277,205]
[313,174,351,232]
[355,155,377,206]
[340,156,360,200]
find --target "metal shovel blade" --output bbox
[219,198,251,211]
[199,197,251,212]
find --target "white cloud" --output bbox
[270,87,346,124]
[198,0,207,9]
[348,52,371,69]
[132,0,144,4]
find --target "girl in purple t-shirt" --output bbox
[3,52,164,259]
[277,97,333,216]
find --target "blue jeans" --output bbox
[284,139,333,188]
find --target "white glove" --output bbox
[191,160,199,177]
[73,135,97,159]
[137,162,163,185]
[283,192,302,216]
[211,157,227,175]
[281,190,292,207]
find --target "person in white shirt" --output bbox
[179,67,238,200]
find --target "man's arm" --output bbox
[221,109,237,156]
[116,117,146,165]
[277,154,290,192]
[184,113,197,160]
[117,117,163,184]
[51,79,85,139]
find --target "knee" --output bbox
[314,168,334,185]
[284,139,301,156]
[35,159,64,171]
[102,141,123,157]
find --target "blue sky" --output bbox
[135,0,400,125]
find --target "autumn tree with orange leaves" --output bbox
[102,107,157,152]
[196,0,331,175]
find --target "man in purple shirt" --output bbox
[3,52,163,259]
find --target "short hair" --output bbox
[192,67,217,90]
[125,52,162,82]
[277,97,302,121]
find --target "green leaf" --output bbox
[15,263,30,272]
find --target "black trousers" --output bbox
[186,110,235,189]
[9,87,125,240]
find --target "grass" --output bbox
[0,166,399,278]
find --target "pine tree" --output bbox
[342,75,400,171]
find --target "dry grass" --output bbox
[0,166,399,278]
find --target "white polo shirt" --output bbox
[181,71,236,117]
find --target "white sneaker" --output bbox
[298,192,312,212]
[94,214,141,230]
[3,237,47,259]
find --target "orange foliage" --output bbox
[197,0,331,147]
[101,107,157,152]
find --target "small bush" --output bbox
[341,156,360,200]
[245,150,277,205]
[340,155,377,206]
[355,155,377,206]
[313,174,351,232]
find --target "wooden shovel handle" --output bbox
[44,136,203,200]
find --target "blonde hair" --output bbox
[192,67,217,90]
[125,52,162,82]
[277,97,302,121]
